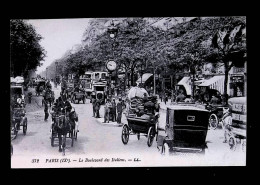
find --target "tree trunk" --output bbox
[223,60,230,104]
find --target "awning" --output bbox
[198,75,225,94]
[177,76,191,95]
[136,73,153,83]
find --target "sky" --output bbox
[27,18,90,74]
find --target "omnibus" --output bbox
[80,71,93,98]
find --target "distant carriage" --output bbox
[71,90,86,104]
[11,107,27,138]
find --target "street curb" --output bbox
[95,118,123,127]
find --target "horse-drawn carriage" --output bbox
[227,97,246,152]
[35,80,46,96]
[121,87,159,147]
[43,89,55,107]
[158,104,210,155]
[71,90,86,104]
[50,107,78,155]
[11,107,27,138]
[206,104,229,130]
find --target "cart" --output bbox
[121,112,159,147]
[11,107,28,138]
[159,104,209,155]
[227,97,246,152]
[50,108,78,155]
[206,104,229,130]
[72,91,86,104]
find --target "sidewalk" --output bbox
[95,103,125,127]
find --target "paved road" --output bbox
[11,86,246,167]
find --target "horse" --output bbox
[55,108,78,155]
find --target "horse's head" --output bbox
[69,110,78,122]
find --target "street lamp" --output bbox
[107,19,118,97]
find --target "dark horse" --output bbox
[42,90,54,107]
[56,109,78,155]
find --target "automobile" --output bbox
[158,104,210,155]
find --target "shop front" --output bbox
[229,75,244,97]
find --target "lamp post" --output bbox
[107,19,118,97]
[189,51,199,99]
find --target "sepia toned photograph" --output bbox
[10,17,247,168]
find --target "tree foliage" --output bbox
[10,19,46,77]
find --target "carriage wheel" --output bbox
[11,144,13,156]
[71,131,74,147]
[75,130,78,141]
[137,133,140,140]
[23,119,27,135]
[147,126,155,147]
[161,142,170,156]
[241,139,246,152]
[209,114,218,130]
[229,136,237,151]
[121,125,129,145]
[13,123,18,137]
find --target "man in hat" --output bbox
[103,99,112,123]
[210,95,219,105]
[95,98,101,118]
[111,98,117,122]
[117,98,123,124]
[92,96,96,117]
[42,97,49,121]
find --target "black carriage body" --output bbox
[127,114,156,134]
[164,106,209,152]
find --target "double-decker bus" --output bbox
[92,71,108,104]
[80,71,93,98]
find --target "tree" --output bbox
[209,17,246,97]
[10,19,46,78]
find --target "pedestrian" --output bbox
[92,97,96,117]
[103,99,111,123]
[28,92,32,104]
[159,92,163,102]
[95,98,101,118]
[176,91,186,103]
[111,98,117,122]
[117,98,123,124]
[210,95,219,105]
[164,93,168,104]
[42,98,49,121]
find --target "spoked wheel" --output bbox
[147,126,155,147]
[11,144,13,156]
[13,123,18,137]
[121,125,129,145]
[51,133,54,147]
[137,133,140,140]
[161,142,170,156]
[23,119,27,135]
[229,136,237,151]
[241,139,246,152]
[209,114,218,130]
[71,130,74,147]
